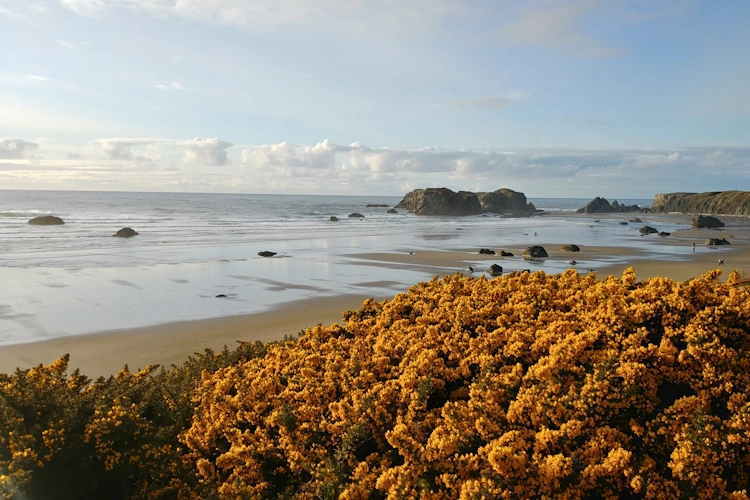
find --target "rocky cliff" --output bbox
[651,191,750,216]
[396,188,535,216]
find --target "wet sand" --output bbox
[2,212,748,377]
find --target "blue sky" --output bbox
[1,0,748,196]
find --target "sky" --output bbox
[1,0,749,197]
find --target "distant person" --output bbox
[718,259,725,266]
[692,242,695,252]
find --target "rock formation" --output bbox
[113,227,138,238]
[28,215,64,225]
[396,187,536,216]
[366,204,389,207]
[561,244,580,252]
[691,215,725,228]
[329,216,339,221]
[348,213,365,218]
[478,249,495,255]
[705,238,730,246]
[639,226,658,235]
[258,251,277,257]
[652,191,750,216]
[576,197,644,214]
[487,264,503,276]
[500,250,514,257]
[387,209,398,214]
[523,246,548,259]
[475,188,534,213]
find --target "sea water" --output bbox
[1,190,659,344]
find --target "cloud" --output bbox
[498,2,622,57]
[155,82,185,91]
[4,138,748,196]
[176,137,234,166]
[447,97,511,109]
[0,138,40,159]
[97,137,170,161]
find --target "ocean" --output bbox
[0,190,651,263]
[1,190,663,345]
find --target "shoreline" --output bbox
[2,211,749,377]
[0,294,376,377]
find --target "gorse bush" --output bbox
[2,269,750,499]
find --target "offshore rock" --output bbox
[396,188,481,216]
[28,215,64,225]
[691,215,725,228]
[478,248,495,255]
[113,227,138,238]
[652,191,750,216]
[475,188,532,213]
[561,244,580,252]
[640,226,659,235]
[387,209,398,214]
[258,251,277,257]
[348,213,365,218]
[500,250,514,257]
[329,216,339,221]
[396,187,536,216]
[577,197,644,214]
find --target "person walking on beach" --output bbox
[692,242,695,252]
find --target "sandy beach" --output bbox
[2,211,749,377]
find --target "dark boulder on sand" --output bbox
[639,226,658,235]
[479,248,495,255]
[561,244,580,252]
[28,215,64,225]
[387,209,398,214]
[500,250,514,257]
[113,227,138,238]
[487,264,503,276]
[705,238,730,246]
[329,216,339,221]
[523,246,548,259]
[629,218,643,223]
[659,232,671,236]
[619,221,628,225]
[691,215,725,229]
[258,251,277,257]
[348,213,365,218]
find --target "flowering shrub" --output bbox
[185,269,750,499]
[2,269,750,499]
[0,341,268,499]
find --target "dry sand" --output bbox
[0,294,374,378]
[3,212,749,377]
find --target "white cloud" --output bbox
[97,137,170,161]
[155,82,185,91]
[176,137,234,166]
[3,138,748,196]
[0,138,39,159]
